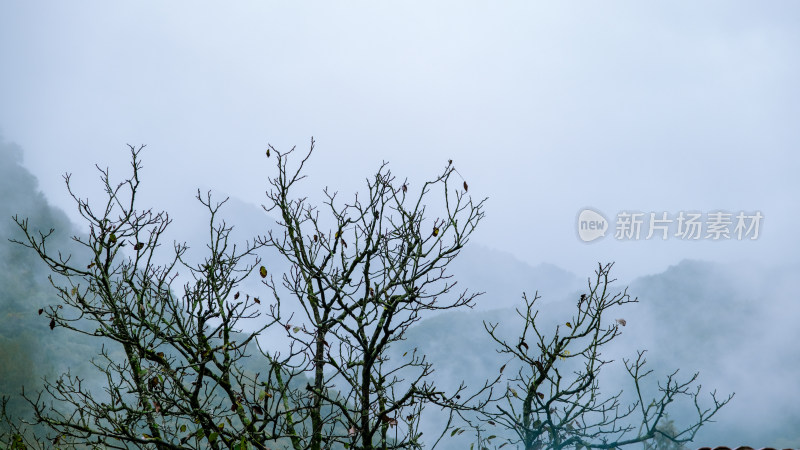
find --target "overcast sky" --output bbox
[2,1,799,281]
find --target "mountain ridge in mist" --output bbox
[3,137,797,446]
[0,136,98,427]
[396,257,800,446]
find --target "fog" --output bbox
[2,1,799,447]
[3,1,799,281]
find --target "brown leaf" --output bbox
[133,242,144,251]
[616,318,627,327]
[537,392,544,400]
[38,308,44,315]
[253,405,263,415]
[519,340,529,351]
[341,238,347,248]
[402,183,408,193]
[253,297,261,304]
[49,318,55,330]
[463,181,468,192]
[266,148,271,158]
[380,414,398,427]
[234,291,240,300]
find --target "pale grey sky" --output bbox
[2,1,799,281]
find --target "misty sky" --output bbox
[2,2,799,281]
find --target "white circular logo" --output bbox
[577,208,608,242]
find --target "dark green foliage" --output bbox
[0,137,94,438]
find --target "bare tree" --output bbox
[472,263,732,450]
[8,142,725,450]
[7,141,492,449]
[257,140,494,450]
[10,145,314,449]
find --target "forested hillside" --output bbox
[395,259,800,447]
[2,137,797,447]
[0,138,97,429]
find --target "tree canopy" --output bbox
[2,141,729,450]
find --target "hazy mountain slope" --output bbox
[0,137,97,426]
[626,260,800,446]
[448,243,582,310]
[3,147,797,446]
[395,259,800,447]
